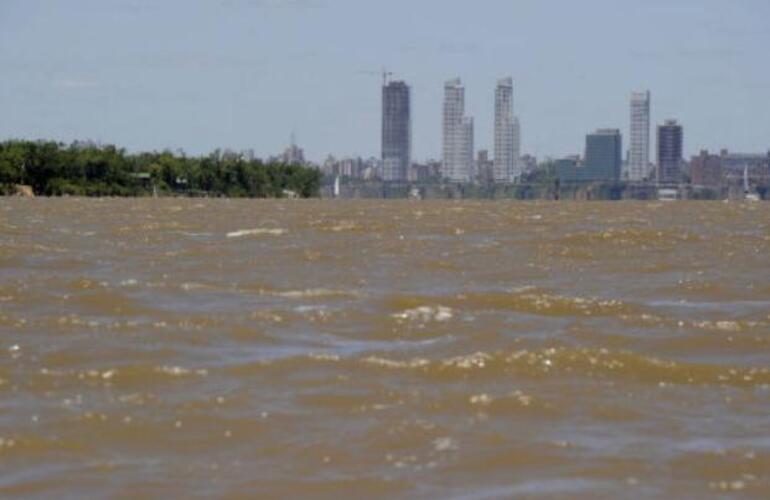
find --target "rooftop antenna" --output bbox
[382,68,393,86]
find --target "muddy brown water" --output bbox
[1,198,769,498]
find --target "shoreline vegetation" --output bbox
[0,140,322,198]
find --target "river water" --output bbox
[1,198,769,498]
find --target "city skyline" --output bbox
[1,1,769,161]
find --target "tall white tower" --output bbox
[442,78,473,182]
[512,116,521,174]
[494,77,515,182]
[629,91,651,181]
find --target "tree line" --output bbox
[0,140,321,198]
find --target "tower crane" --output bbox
[355,68,394,85]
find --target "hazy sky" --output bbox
[2,0,769,161]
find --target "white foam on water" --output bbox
[433,437,458,452]
[275,288,360,299]
[226,228,288,238]
[392,306,454,323]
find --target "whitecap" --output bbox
[392,306,453,323]
[226,228,288,238]
[155,365,208,377]
[433,437,459,452]
[275,288,360,299]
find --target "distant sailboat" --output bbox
[333,175,341,199]
[744,165,760,202]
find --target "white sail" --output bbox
[744,165,760,201]
[743,165,750,194]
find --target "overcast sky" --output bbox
[1,0,769,161]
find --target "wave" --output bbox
[223,347,770,388]
[226,228,288,238]
[386,289,637,318]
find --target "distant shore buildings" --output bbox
[282,133,306,166]
[690,149,770,187]
[291,74,770,194]
[691,150,722,187]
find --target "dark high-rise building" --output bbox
[381,80,411,182]
[585,129,622,182]
[657,120,683,184]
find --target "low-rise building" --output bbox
[476,150,494,184]
[719,150,770,183]
[520,154,538,175]
[690,150,722,186]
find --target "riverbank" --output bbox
[0,140,321,198]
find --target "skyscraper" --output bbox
[657,120,683,184]
[381,80,411,182]
[512,116,521,174]
[628,91,651,181]
[494,77,515,183]
[442,78,473,182]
